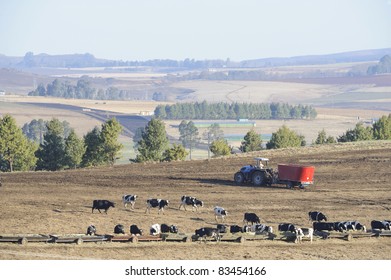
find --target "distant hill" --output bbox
[0,48,390,69]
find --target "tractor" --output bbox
[234,157,277,186]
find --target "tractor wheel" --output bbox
[234,172,245,184]
[252,171,265,186]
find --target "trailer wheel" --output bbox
[286,182,293,189]
[252,171,265,186]
[234,172,245,184]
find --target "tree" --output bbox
[132,127,144,152]
[178,120,200,159]
[136,118,169,162]
[100,118,123,165]
[315,129,336,144]
[266,125,305,149]
[22,119,47,144]
[82,126,104,167]
[210,139,231,157]
[240,129,262,152]
[337,123,373,142]
[372,114,391,140]
[35,118,66,171]
[162,144,189,162]
[0,114,38,172]
[64,129,85,169]
[203,123,224,159]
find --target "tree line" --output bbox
[0,115,123,172]
[154,101,317,120]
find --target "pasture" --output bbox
[0,141,390,260]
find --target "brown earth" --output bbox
[0,141,391,260]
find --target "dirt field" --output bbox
[0,141,390,260]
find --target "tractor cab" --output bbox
[254,157,269,169]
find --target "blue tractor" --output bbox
[234,157,276,186]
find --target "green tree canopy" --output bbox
[337,123,373,142]
[100,118,123,165]
[210,139,231,157]
[315,129,336,145]
[162,144,189,162]
[372,114,391,140]
[178,120,200,159]
[82,126,104,167]
[240,129,263,152]
[64,129,86,169]
[266,125,306,149]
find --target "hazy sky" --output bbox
[1,0,391,61]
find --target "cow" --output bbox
[160,224,178,234]
[371,220,391,231]
[217,224,227,233]
[92,200,115,214]
[130,224,143,236]
[251,224,273,235]
[308,211,327,222]
[86,225,96,236]
[195,227,221,242]
[214,206,227,222]
[296,227,314,243]
[278,223,298,233]
[179,196,204,211]
[333,222,348,232]
[313,222,335,231]
[243,212,261,225]
[342,221,366,232]
[230,225,244,234]
[114,224,125,234]
[146,198,169,214]
[122,194,137,209]
[150,224,161,236]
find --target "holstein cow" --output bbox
[150,224,161,236]
[251,224,273,235]
[160,224,178,234]
[230,225,244,234]
[122,194,137,209]
[217,224,227,233]
[86,225,96,236]
[214,206,227,222]
[130,224,143,236]
[179,196,204,211]
[371,220,391,231]
[342,221,366,232]
[333,222,348,232]
[243,212,261,225]
[278,223,298,233]
[146,198,169,214]
[308,211,327,222]
[296,227,314,243]
[92,200,115,214]
[114,224,125,234]
[313,222,335,232]
[195,227,221,242]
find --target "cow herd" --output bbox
[90,196,390,243]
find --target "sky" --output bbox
[1,0,391,61]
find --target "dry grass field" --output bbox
[0,141,390,260]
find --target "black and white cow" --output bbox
[333,222,348,232]
[214,206,227,222]
[130,224,143,236]
[195,227,221,242]
[122,194,137,209]
[278,223,298,233]
[114,224,125,234]
[160,224,178,234]
[342,221,366,232]
[371,220,391,231]
[251,224,273,234]
[217,224,227,233]
[243,213,261,225]
[179,196,204,211]
[150,224,161,236]
[230,225,244,234]
[296,227,314,243]
[308,211,328,222]
[313,222,335,231]
[146,198,169,214]
[92,200,115,214]
[86,225,96,236]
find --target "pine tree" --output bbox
[210,139,231,157]
[178,120,199,159]
[64,129,85,169]
[100,118,123,165]
[266,125,305,149]
[162,144,189,162]
[240,129,262,152]
[82,126,104,167]
[372,114,391,140]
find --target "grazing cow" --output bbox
[214,206,227,222]
[333,222,348,232]
[92,200,115,214]
[217,224,227,233]
[114,224,125,234]
[122,194,137,209]
[130,224,143,236]
[195,227,221,242]
[86,225,96,236]
[150,224,161,236]
[278,223,297,233]
[296,227,314,243]
[308,211,327,222]
[146,198,169,214]
[230,225,244,234]
[251,224,273,234]
[371,220,391,231]
[243,212,261,225]
[179,196,204,211]
[313,222,335,231]
[342,221,366,232]
[160,224,178,234]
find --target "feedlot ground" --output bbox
[0,141,391,260]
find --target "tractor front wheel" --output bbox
[234,172,245,184]
[252,171,265,186]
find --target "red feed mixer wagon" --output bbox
[234,157,315,189]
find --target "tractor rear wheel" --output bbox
[234,172,245,184]
[252,171,265,186]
